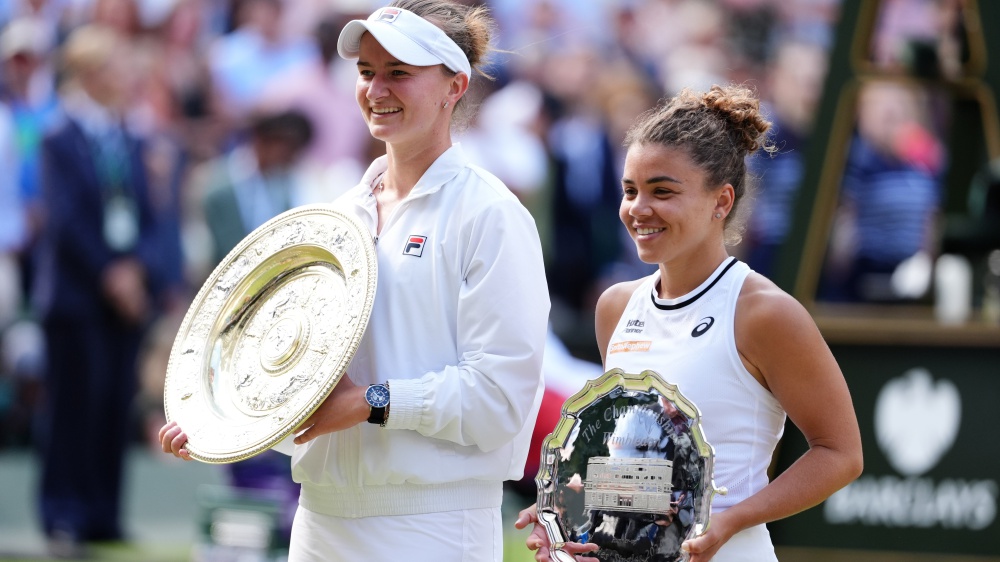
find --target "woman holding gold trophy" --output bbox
[517,85,863,561]
[161,1,549,560]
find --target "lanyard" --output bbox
[87,125,132,198]
[87,125,139,251]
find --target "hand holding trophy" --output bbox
[162,204,377,463]
[533,369,725,562]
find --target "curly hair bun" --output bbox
[696,85,771,154]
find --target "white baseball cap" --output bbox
[337,7,472,77]
[0,17,53,59]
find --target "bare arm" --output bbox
[682,273,864,561]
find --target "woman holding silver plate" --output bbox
[517,85,863,561]
[161,1,549,560]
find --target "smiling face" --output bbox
[620,143,732,266]
[355,32,462,151]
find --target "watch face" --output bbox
[366,384,390,408]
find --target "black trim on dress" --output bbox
[650,257,739,310]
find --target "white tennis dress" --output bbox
[605,257,785,561]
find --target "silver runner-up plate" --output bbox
[163,204,377,464]
[536,369,726,562]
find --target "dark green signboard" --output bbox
[770,344,999,555]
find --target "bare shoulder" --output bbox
[737,272,815,331]
[736,272,834,389]
[595,278,648,365]
[596,278,645,321]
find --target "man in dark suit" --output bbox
[31,24,171,557]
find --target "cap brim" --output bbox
[337,20,442,67]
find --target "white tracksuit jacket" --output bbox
[281,144,550,518]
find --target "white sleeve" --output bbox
[384,199,550,452]
[270,434,296,456]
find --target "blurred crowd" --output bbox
[0,0,976,442]
[0,0,980,551]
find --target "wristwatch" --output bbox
[365,383,390,426]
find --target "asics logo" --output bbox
[691,317,715,337]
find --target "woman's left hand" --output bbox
[293,375,368,444]
[679,511,736,562]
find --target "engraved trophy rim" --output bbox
[536,368,726,561]
[163,203,377,464]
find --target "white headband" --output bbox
[337,7,472,77]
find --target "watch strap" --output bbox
[367,405,387,425]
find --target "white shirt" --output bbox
[288,144,550,518]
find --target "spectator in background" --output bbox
[491,0,610,56]
[31,24,176,557]
[872,0,944,71]
[542,46,661,337]
[0,13,57,459]
[720,0,779,83]
[0,101,25,257]
[0,106,28,438]
[542,44,631,320]
[134,0,221,163]
[196,108,314,266]
[744,39,829,278]
[257,13,373,190]
[206,0,318,121]
[0,0,69,33]
[870,0,968,80]
[0,78,46,454]
[651,0,730,96]
[821,79,944,302]
[90,0,141,38]
[457,79,549,205]
[0,17,60,275]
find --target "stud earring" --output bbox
[714,213,722,219]
[442,101,450,109]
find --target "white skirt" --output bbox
[710,523,778,562]
[287,504,502,562]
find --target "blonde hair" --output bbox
[389,0,497,125]
[60,24,121,78]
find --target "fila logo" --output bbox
[403,235,427,257]
[691,316,715,337]
[376,7,401,22]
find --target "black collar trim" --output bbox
[650,257,739,311]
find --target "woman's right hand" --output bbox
[515,504,600,561]
[158,420,192,460]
